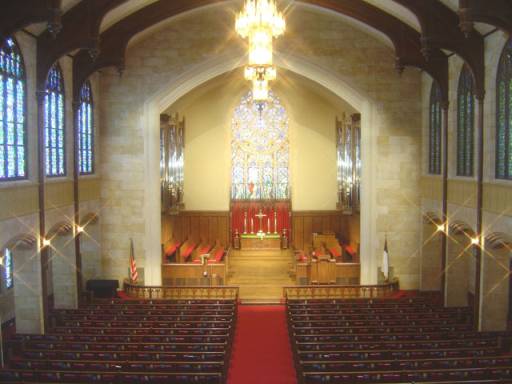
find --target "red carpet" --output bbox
[228,305,297,384]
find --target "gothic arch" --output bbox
[142,52,379,285]
[0,233,37,251]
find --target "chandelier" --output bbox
[236,0,285,101]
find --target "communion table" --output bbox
[240,233,281,250]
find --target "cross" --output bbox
[254,208,267,234]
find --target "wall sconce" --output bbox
[42,238,51,247]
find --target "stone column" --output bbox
[480,245,510,331]
[13,247,44,334]
[50,234,78,309]
[445,232,470,307]
[420,220,442,291]
[80,221,101,287]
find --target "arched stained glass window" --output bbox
[429,81,442,175]
[231,91,289,200]
[45,63,65,177]
[0,37,26,180]
[4,248,13,289]
[496,39,512,180]
[78,81,94,175]
[457,65,474,177]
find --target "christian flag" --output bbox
[382,237,389,281]
[129,238,138,283]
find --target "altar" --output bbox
[240,233,281,250]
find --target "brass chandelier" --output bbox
[236,0,285,101]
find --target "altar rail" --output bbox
[123,281,239,300]
[283,280,399,300]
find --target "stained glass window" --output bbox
[231,91,289,200]
[496,39,512,180]
[429,81,442,175]
[78,81,94,175]
[457,65,474,177]
[45,63,65,177]
[0,37,26,181]
[4,248,13,289]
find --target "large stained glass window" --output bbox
[496,39,512,180]
[429,81,442,175]
[0,37,26,180]
[78,81,94,174]
[4,248,13,289]
[45,64,65,177]
[457,65,474,177]
[231,91,289,200]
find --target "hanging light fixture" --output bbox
[236,0,285,101]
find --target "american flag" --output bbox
[129,238,138,283]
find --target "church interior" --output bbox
[1,0,512,383]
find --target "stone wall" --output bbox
[99,3,422,288]
[420,31,512,330]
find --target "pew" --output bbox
[287,295,512,383]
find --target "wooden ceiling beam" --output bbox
[458,0,512,37]
[393,0,484,97]
[37,0,128,90]
[74,0,449,102]
[0,0,62,42]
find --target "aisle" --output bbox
[227,305,297,384]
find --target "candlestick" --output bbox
[243,211,247,234]
[251,217,254,234]
[274,210,278,234]
[267,217,270,234]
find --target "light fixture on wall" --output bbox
[42,238,51,247]
[236,0,285,101]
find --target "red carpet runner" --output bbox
[228,305,297,384]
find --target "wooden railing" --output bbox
[283,279,399,300]
[123,281,239,300]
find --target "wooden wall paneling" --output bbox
[190,216,200,243]
[208,216,217,244]
[199,216,209,243]
[322,215,331,232]
[312,216,323,234]
[303,216,313,248]
[219,216,229,246]
[293,216,304,251]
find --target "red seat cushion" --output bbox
[329,246,341,258]
[181,244,196,259]
[164,241,180,256]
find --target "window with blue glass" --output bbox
[4,248,13,289]
[496,39,512,180]
[45,64,65,176]
[0,37,27,181]
[429,81,442,175]
[78,81,94,175]
[457,65,475,177]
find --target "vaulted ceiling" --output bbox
[2,0,511,101]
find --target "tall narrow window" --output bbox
[496,39,512,180]
[0,37,26,180]
[429,81,442,175]
[78,81,94,174]
[4,248,13,289]
[457,65,474,177]
[231,91,289,200]
[45,64,65,177]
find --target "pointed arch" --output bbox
[428,81,442,175]
[456,64,475,177]
[45,63,66,177]
[0,36,27,180]
[496,39,512,180]
[78,80,94,175]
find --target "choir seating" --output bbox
[179,239,197,262]
[192,241,213,262]
[1,298,237,383]
[162,238,181,263]
[192,244,226,264]
[287,295,512,383]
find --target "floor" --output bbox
[227,249,295,302]
[227,305,297,384]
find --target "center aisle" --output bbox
[227,305,297,384]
